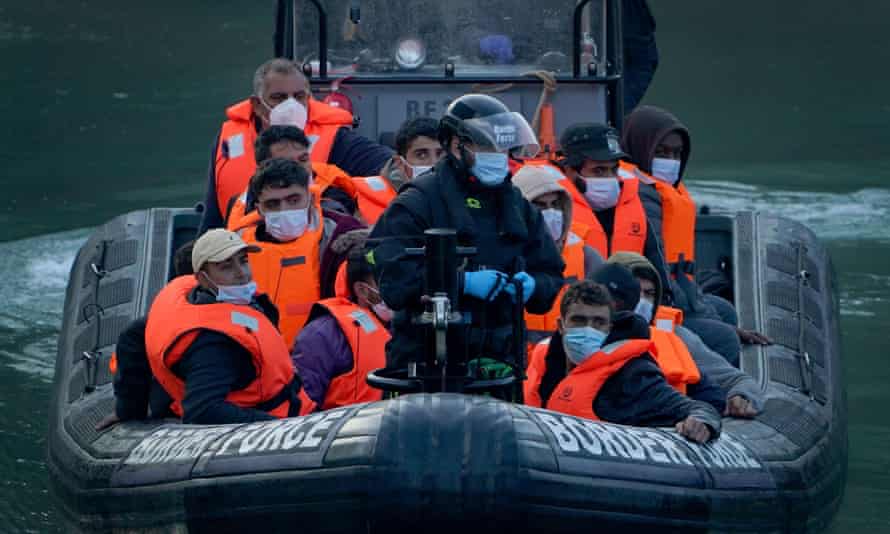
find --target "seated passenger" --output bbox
[524,279,720,443]
[145,229,315,424]
[512,165,604,344]
[608,251,761,417]
[621,105,770,360]
[200,58,393,231]
[353,117,444,225]
[96,241,195,430]
[292,248,389,410]
[591,263,726,414]
[239,159,336,348]
[225,125,361,230]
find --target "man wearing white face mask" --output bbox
[292,248,390,410]
[369,94,565,371]
[512,165,604,344]
[621,106,771,364]
[239,159,338,348]
[353,117,445,225]
[524,278,720,444]
[145,229,316,424]
[200,58,393,232]
[554,123,674,303]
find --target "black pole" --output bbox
[306,0,328,79]
[273,0,294,59]
[572,0,593,78]
[423,229,459,302]
[607,0,625,129]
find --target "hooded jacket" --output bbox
[607,252,762,410]
[368,156,565,369]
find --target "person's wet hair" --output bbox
[560,280,614,317]
[395,117,440,157]
[254,125,311,164]
[248,158,311,202]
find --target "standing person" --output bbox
[145,229,315,424]
[524,279,720,444]
[512,165,604,344]
[622,0,659,111]
[369,94,565,371]
[200,58,393,231]
[292,248,389,410]
[353,117,446,225]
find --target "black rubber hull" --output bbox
[48,208,847,533]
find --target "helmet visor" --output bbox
[461,111,540,158]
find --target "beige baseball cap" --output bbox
[191,229,260,272]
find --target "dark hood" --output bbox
[621,105,692,179]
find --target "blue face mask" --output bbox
[634,298,654,324]
[562,326,608,365]
[471,152,509,186]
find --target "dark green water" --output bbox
[0,1,888,531]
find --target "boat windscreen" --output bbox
[293,0,607,79]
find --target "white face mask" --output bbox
[264,208,309,242]
[583,177,621,210]
[540,208,564,242]
[202,272,257,306]
[409,164,432,179]
[634,298,654,324]
[266,97,308,129]
[651,158,681,185]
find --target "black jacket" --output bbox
[539,313,722,437]
[369,157,565,368]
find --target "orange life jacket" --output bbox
[524,230,586,342]
[240,195,325,348]
[333,262,349,298]
[311,298,389,409]
[352,175,397,225]
[144,275,315,418]
[224,162,355,231]
[519,160,646,258]
[545,339,655,421]
[619,161,696,268]
[650,306,701,394]
[213,98,353,218]
[523,339,550,408]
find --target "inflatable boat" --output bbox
[48,206,847,532]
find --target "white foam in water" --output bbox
[687,181,890,243]
[0,229,89,381]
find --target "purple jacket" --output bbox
[291,314,354,408]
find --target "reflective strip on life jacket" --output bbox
[144,275,315,418]
[545,339,654,421]
[240,191,324,348]
[312,298,389,409]
[525,232,585,343]
[213,98,353,220]
[353,175,397,225]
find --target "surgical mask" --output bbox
[562,326,608,365]
[264,208,308,242]
[651,158,681,185]
[266,97,308,129]
[471,152,509,186]
[541,208,564,242]
[583,177,620,210]
[409,164,432,179]
[202,272,257,306]
[634,298,654,324]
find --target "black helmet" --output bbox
[439,94,540,158]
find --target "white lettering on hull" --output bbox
[530,410,760,470]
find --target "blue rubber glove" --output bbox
[464,270,509,301]
[503,271,535,304]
